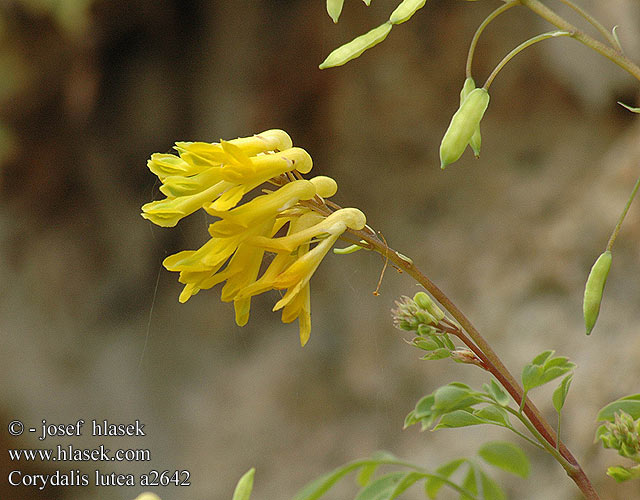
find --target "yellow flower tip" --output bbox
[299,318,311,346]
[332,207,367,231]
[179,284,198,303]
[234,298,251,326]
[256,129,293,151]
[310,175,338,198]
[140,208,182,228]
[283,147,313,174]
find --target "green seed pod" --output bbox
[389,0,427,25]
[459,78,482,158]
[583,250,612,335]
[440,87,490,169]
[319,22,393,69]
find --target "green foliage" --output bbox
[477,442,530,479]
[521,350,575,394]
[232,468,255,500]
[552,374,573,414]
[606,465,640,483]
[596,394,640,422]
[292,447,523,500]
[405,382,516,433]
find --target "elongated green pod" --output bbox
[440,87,489,168]
[583,250,612,335]
[459,78,482,157]
[319,22,392,69]
[389,0,427,25]
[326,0,345,23]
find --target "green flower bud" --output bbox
[440,87,490,168]
[459,78,482,157]
[583,250,612,335]
[606,465,640,483]
[413,292,445,321]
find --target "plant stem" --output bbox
[606,171,640,251]
[466,1,518,78]
[347,226,600,499]
[483,31,571,90]
[520,0,640,83]
[557,0,622,51]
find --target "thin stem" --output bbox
[557,412,563,452]
[606,170,640,251]
[557,0,622,51]
[483,31,572,90]
[520,0,640,83]
[466,1,518,78]
[345,225,600,499]
[506,406,574,470]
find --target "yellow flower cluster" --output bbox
[142,130,366,345]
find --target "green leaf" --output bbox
[354,472,406,500]
[479,470,505,500]
[552,374,573,413]
[294,454,399,500]
[596,394,640,421]
[413,337,441,351]
[425,459,466,499]
[389,0,427,25]
[433,384,483,413]
[387,471,424,499]
[357,463,378,488]
[606,465,640,482]
[522,350,575,392]
[414,394,436,418]
[421,348,451,360]
[618,101,640,113]
[483,380,511,407]
[478,442,530,479]
[473,406,510,427]
[532,350,554,365]
[232,468,255,500]
[460,467,478,499]
[326,0,345,23]
[434,410,487,429]
[319,22,393,69]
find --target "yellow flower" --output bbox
[241,208,366,345]
[141,130,311,227]
[142,130,367,345]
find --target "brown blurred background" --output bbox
[1,1,639,499]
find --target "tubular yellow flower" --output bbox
[141,130,368,345]
[141,130,311,227]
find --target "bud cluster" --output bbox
[392,292,445,332]
[599,411,640,460]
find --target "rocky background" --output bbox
[1,1,639,499]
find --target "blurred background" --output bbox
[1,1,639,499]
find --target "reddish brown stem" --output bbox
[348,227,600,499]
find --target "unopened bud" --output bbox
[440,87,490,168]
[459,78,482,157]
[583,250,612,335]
[450,349,483,367]
[413,292,445,321]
